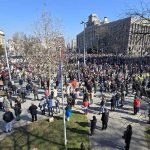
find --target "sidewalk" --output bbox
[86,92,149,150]
[0,84,149,150]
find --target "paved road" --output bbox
[0,80,149,150]
[85,92,149,150]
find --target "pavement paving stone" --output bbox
[0,80,149,150]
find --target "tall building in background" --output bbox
[71,39,77,50]
[77,13,150,56]
[0,30,5,55]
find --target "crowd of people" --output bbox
[0,55,150,150]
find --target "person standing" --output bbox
[55,99,60,113]
[28,103,38,122]
[53,87,58,99]
[39,97,46,115]
[14,102,21,121]
[33,86,39,100]
[0,96,4,111]
[101,109,109,130]
[133,97,140,115]
[90,116,97,136]
[115,92,120,108]
[148,103,150,124]
[99,96,106,114]
[122,125,132,150]
[111,95,115,111]
[47,96,54,117]
[19,78,23,87]
[3,109,14,133]
[3,96,11,111]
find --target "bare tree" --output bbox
[125,2,150,56]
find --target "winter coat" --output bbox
[28,104,37,115]
[3,111,14,122]
[44,90,49,97]
[39,98,47,110]
[14,104,21,116]
[134,99,140,108]
[124,129,132,144]
[101,111,109,123]
[111,96,115,106]
[47,98,54,108]
[65,106,72,118]
[19,79,23,85]
[91,119,97,129]
[83,101,89,107]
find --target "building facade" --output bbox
[71,39,77,50]
[0,30,5,55]
[77,14,150,56]
[0,30,4,47]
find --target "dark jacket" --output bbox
[111,96,115,106]
[29,104,37,115]
[101,111,109,123]
[19,79,23,85]
[91,118,97,130]
[14,104,21,116]
[124,128,132,144]
[3,111,14,122]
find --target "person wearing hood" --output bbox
[90,116,97,136]
[122,124,132,150]
[101,109,109,130]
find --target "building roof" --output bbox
[0,30,4,36]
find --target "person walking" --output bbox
[122,124,132,150]
[3,109,14,133]
[101,109,109,130]
[65,105,72,121]
[90,116,97,136]
[28,103,38,122]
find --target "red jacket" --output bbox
[44,90,49,97]
[134,99,140,108]
[83,101,89,107]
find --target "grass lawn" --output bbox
[0,111,90,150]
[145,127,150,150]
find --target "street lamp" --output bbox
[59,46,67,146]
[81,21,87,65]
[3,33,12,81]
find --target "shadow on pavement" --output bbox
[121,116,147,124]
[75,121,89,128]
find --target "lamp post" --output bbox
[81,21,86,65]
[3,34,12,81]
[59,46,67,146]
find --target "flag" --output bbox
[58,61,61,83]
[58,47,65,86]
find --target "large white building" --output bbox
[0,30,5,55]
[0,30,4,47]
[77,13,150,56]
